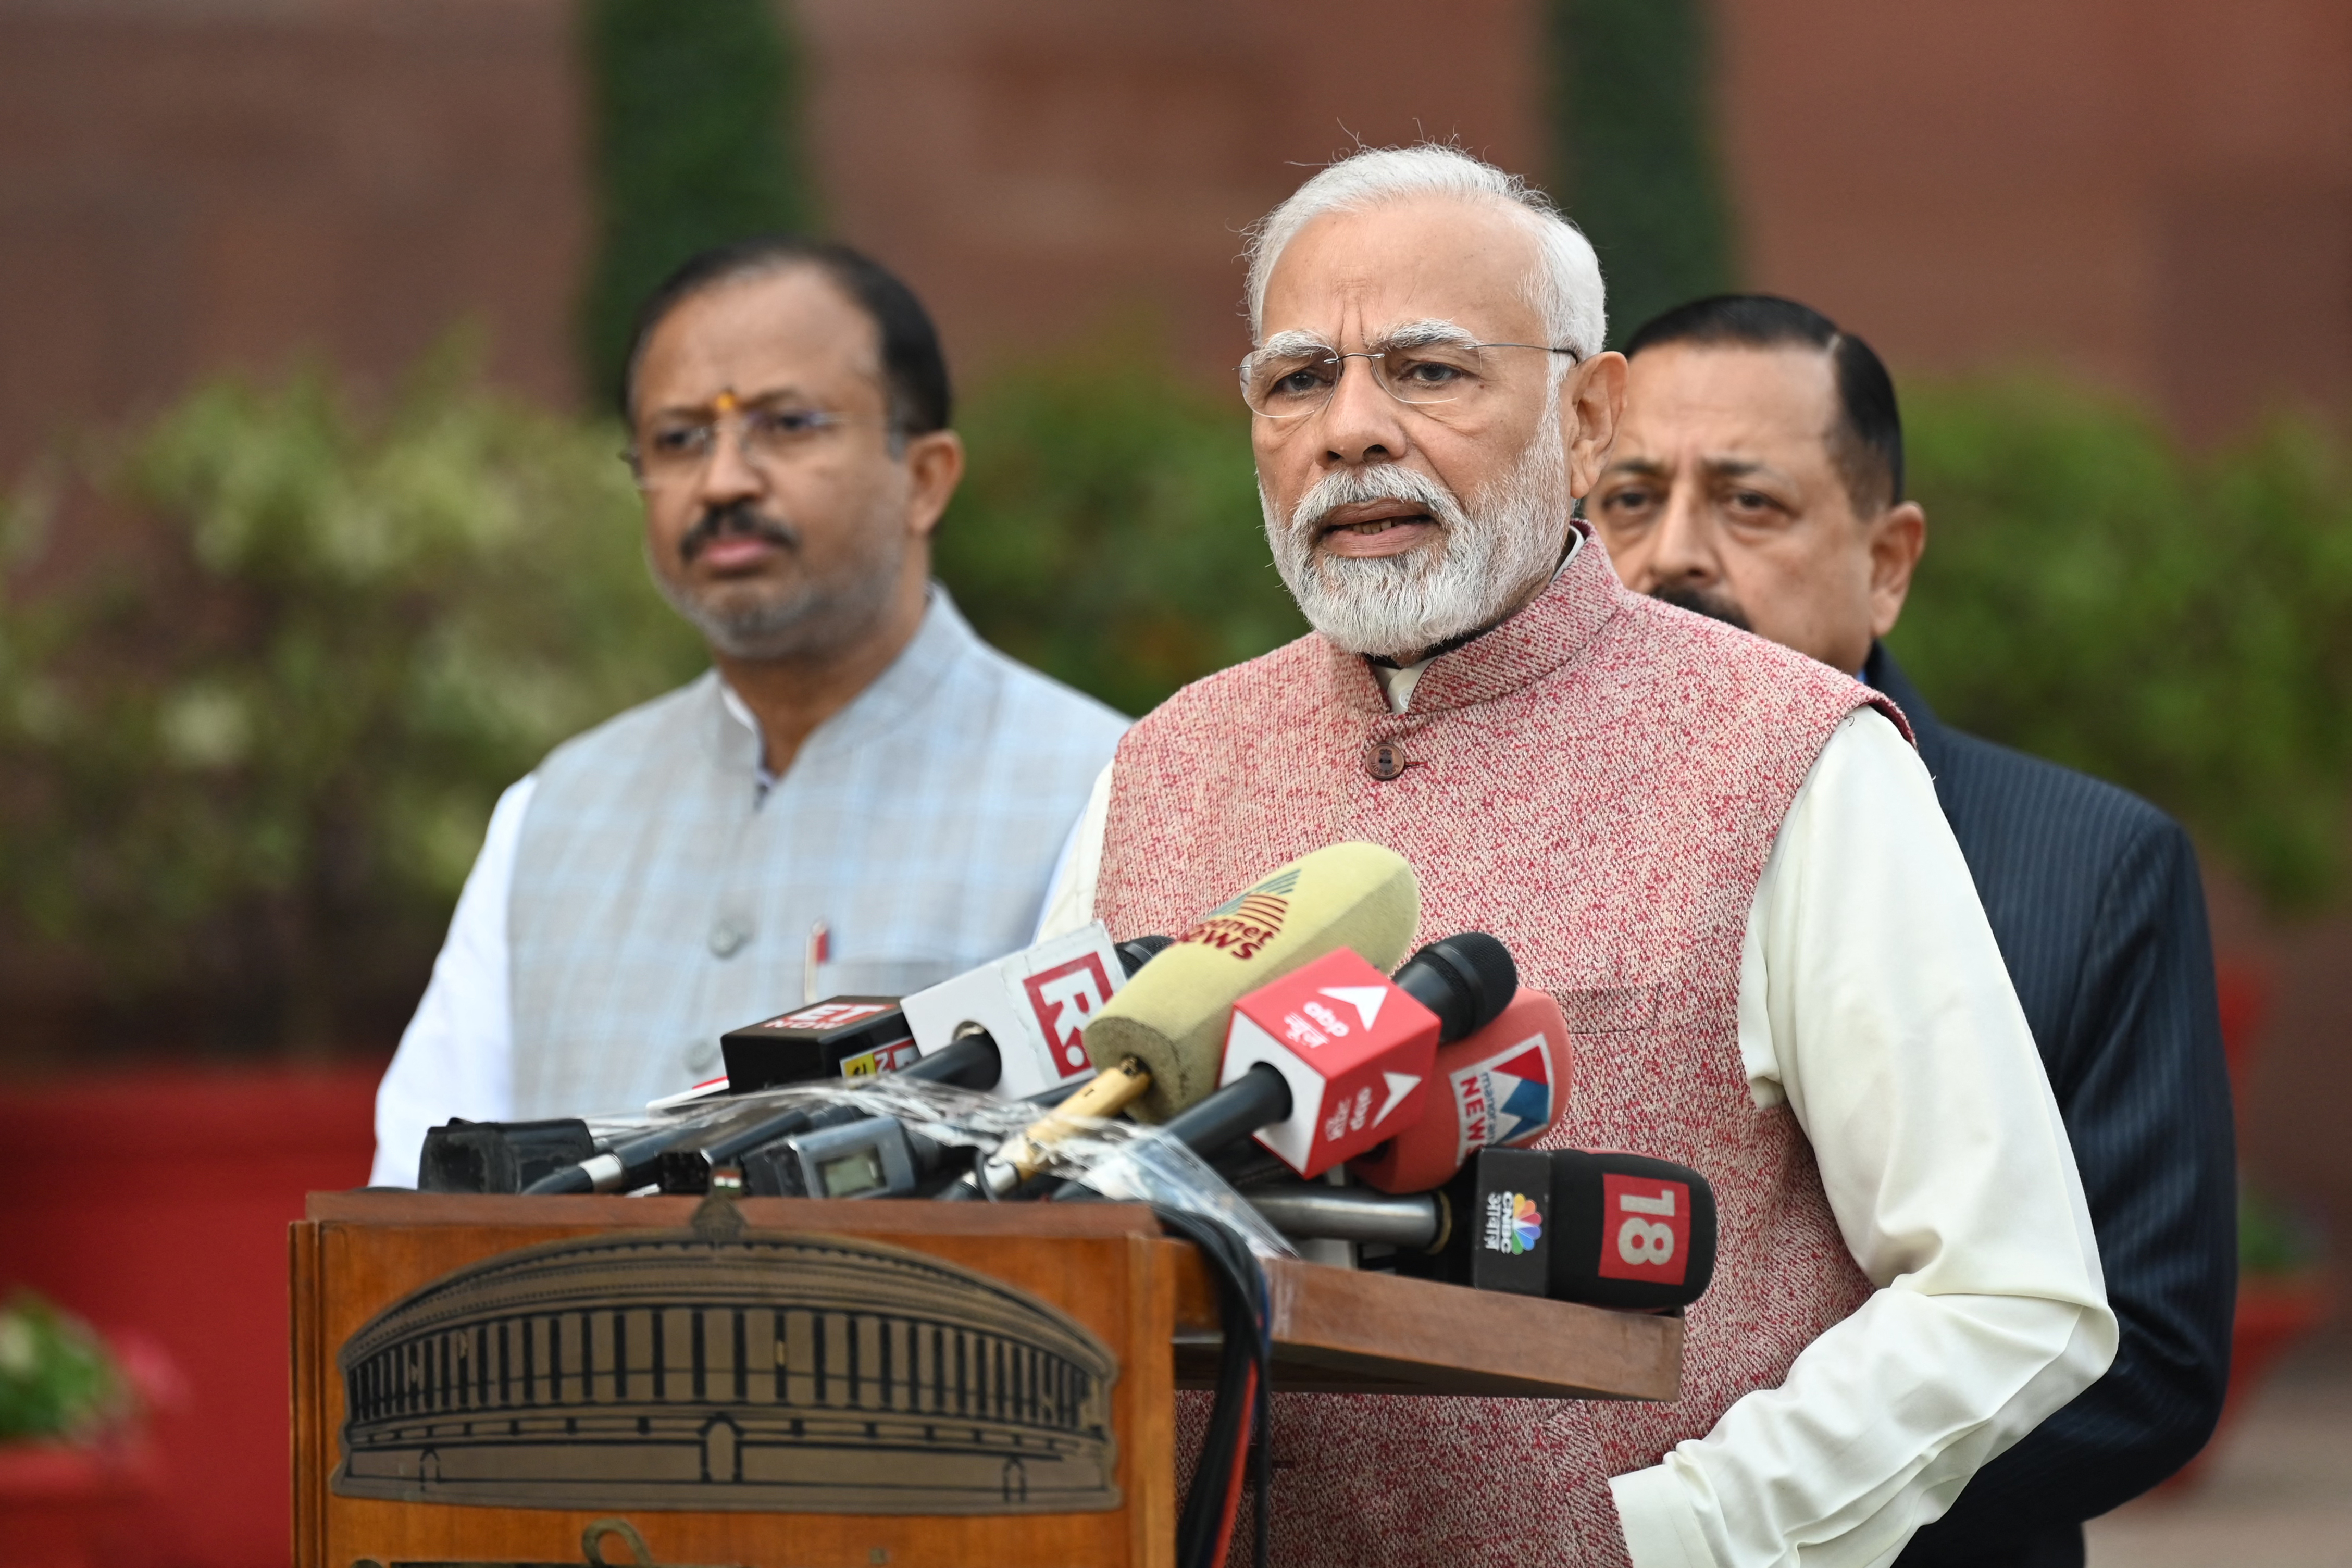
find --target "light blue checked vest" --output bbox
[506,589,1126,1118]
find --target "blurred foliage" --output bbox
[578,0,818,410]
[935,349,1306,717]
[1547,0,1735,345]
[0,348,705,1047]
[0,1292,126,1443]
[6,347,2347,1053]
[1891,379,2352,912]
[2240,1184,2324,1278]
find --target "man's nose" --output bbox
[1317,356,1414,468]
[695,422,765,506]
[1642,482,1722,593]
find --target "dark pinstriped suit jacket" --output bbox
[1868,647,2238,1568]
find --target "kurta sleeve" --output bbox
[1609,710,2118,1567]
[1035,761,1114,943]
[367,775,534,1186]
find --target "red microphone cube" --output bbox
[1349,987,1571,1193]
[1218,948,1441,1178]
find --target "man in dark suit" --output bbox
[1587,294,2236,1566]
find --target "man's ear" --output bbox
[1868,500,1927,638]
[1565,352,1628,497]
[902,429,966,540]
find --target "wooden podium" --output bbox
[292,1191,1679,1568]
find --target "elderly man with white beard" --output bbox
[1036,145,2114,1568]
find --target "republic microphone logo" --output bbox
[1482,1190,1544,1255]
[1175,869,1300,961]
[1022,953,1116,1075]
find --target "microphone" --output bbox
[1445,1147,1718,1311]
[1082,842,1422,1123]
[521,1111,739,1195]
[720,997,918,1092]
[1252,1148,1718,1312]
[899,921,1133,1099]
[1243,1182,1452,1251]
[1159,932,1520,1179]
[1348,986,1569,1193]
[417,1117,598,1193]
[955,847,1423,1197]
[735,1115,952,1199]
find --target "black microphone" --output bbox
[521,1114,735,1195]
[417,1118,600,1194]
[720,998,918,1092]
[736,1115,952,1199]
[1398,1147,1719,1311]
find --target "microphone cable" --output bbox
[1155,1203,1272,1568]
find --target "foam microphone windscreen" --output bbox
[1349,987,1570,1193]
[1082,842,1421,1122]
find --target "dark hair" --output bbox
[1624,294,1903,513]
[618,234,952,442]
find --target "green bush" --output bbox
[0,350,705,1047]
[0,1292,126,1444]
[6,352,2343,1054]
[1891,380,2352,911]
[578,0,819,408]
[935,351,1306,717]
[1547,0,1735,344]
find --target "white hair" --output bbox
[1243,144,1606,359]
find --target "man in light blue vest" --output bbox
[369,237,1126,1183]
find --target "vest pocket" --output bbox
[1555,985,1659,1034]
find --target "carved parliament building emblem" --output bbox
[332,1214,1120,1515]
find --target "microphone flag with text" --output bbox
[954,843,1421,1196]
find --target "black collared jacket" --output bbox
[1871,645,2237,1568]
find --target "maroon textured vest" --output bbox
[1096,532,1908,1565]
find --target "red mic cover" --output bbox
[1349,987,1569,1194]
[1217,948,1441,1178]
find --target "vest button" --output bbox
[685,1039,720,1074]
[708,918,752,958]
[1363,738,1409,781]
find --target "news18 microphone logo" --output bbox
[1598,1173,1691,1285]
[1022,953,1116,1075]
[1175,868,1300,961]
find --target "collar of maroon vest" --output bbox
[1319,519,1628,717]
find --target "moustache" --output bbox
[1649,580,1753,633]
[678,500,801,564]
[1290,465,1463,541]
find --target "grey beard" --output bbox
[1261,425,1573,661]
[648,535,906,663]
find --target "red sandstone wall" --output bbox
[0,0,587,477]
[1720,0,2352,433]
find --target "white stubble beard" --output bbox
[1260,396,1574,662]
